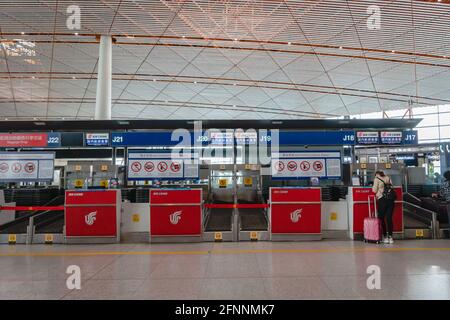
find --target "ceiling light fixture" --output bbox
[391,50,396,53]
[339,46,343,50]
[287,42,291,45]
[74,32,79,36]
[21,32,25,35]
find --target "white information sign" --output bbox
[127,152,199,180]
[0,152,55,181]
[271,151,341,179]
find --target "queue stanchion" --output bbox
[149,188,202,243]
[65,190,121,244]
[269,187,322,241]
[347,187,404,240]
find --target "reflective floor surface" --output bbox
[1,240,449,300]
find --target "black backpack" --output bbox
[378,177,397,201]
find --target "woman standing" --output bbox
[372,170,396,244]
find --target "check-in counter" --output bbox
[347,187,403,240]
[65,190,121,243]
[121,202,150,242]
[150,188,202,243]
[269,187,322,241]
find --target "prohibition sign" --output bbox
[275,161,284,171]
[300,161,310,171]
[144,161,154,172]
[158,161,168,172]
[12,162,22,173]
[131,161,142,172]
[24,162,35,173]
[0,162,8,173]
[287,161,297,171]
[170,162,181,172]
[313,161,323,171]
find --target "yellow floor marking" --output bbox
[1,247,450,257]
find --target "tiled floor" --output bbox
[1,240,450,300]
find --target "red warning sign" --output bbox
[12,162,22,173]
[170,162,181,172]
[287,161,297,171]
[158,161,168,172]
[313,161,323,171]
[275,161,284,171]
[24,162,35,173]
[131,161,142,172]
[300,161,310,171]
[0,162,8,173]
[144,161,154,172]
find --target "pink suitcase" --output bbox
[363,195,382,243]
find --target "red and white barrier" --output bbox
[65,190,121,243]
[347,187,403,240]
[269,187,322,241]
[150,188,202,242]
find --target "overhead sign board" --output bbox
[0,152,55,182]
[356,130,418,145]
[85,133,110,147]
[271,151,341,179]
[261,131,356,146]
[402,130,418,145]
[127,151,199,180]
[0,133,61,148]
[380,131,402,144]
[356,131,379,145]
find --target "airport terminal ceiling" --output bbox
[1,0,450,120]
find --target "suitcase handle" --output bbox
[368,195,378,218]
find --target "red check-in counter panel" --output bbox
[65,190,121,242]
[348,187,403,238]
[150,189,202,238]
[270,187,322,240]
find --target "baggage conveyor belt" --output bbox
[205,208,233,232]
[0,214,30,234]
[239,208,268,231]
[34,211,64,234]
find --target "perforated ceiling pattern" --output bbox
[0,0,449,119]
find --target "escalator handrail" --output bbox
[32,211,64,230]
[403,192,422,204]
[403,200,438,239]
[0,194,65,230]
[403,200,437,219]
[32,209,64,225]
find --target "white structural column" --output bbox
[94,35,112,120]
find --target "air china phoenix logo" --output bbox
[169,211,182,225]
[85,211,97,226]
[290,209,302,223]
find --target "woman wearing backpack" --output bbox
[372,170,396,244]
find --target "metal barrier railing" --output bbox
[403,199,439,239]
